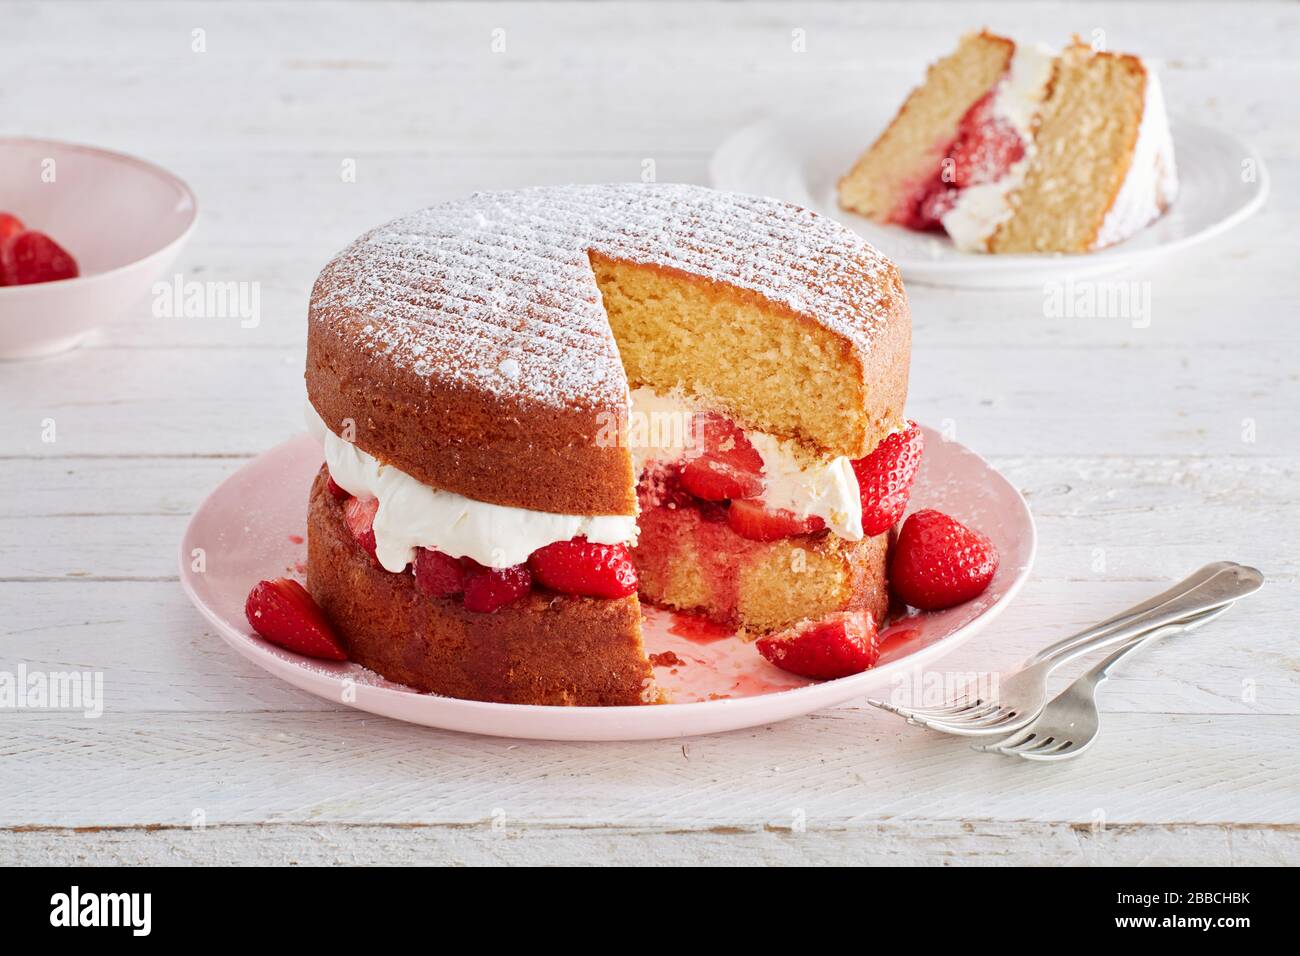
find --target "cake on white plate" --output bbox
[838,32,1178,254]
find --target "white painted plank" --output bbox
[0,710,1294,830]
[4,821,1297,867]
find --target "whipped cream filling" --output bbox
[306,404,637,572]
[627,387,865,541]
[942,41,1057,252]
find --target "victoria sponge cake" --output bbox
[303,183,912,705]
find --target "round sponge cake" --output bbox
[306,183,910,518]
[303,184,911,705]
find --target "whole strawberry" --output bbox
[1,230,79,285]
[245,578,348,661]
[890,509,998,610]
[756,610,879,679]
[852,420,924,537]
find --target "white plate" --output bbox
[709,108,1268,288]
[180,427,1034,741]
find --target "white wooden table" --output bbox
[2,1,1297,866]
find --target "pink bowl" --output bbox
[0,138,197,359]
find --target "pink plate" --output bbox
[180,427,1035,740]
[0,138,198,358]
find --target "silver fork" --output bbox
[973,603,1232,760]
[867,562,1264,737]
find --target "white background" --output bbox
[1,1,1296,864]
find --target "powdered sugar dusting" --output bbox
[311,183,898,409]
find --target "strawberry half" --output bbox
[679,456,763,501]
[245,578,347,661]
[0,230,79,285]
[414,547,465,598]
[679,412,765,501]
[343,496,380,564]
[851,421,924,537]
[756,610,879,679]
[528,537,638,598]
[726,498,825,541]
[889,509,999,611]
[462,560,532,613]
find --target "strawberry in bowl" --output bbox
[0,138,197,358]
[0,213,80,286]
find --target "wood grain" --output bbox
[1,0,1297,866]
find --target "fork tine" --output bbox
[912,700,1006,723]
[868,694,983,721]
[1010,735,1064,755]
[906,704,1004,731]
[971,727,1035,754]
[868,696,968,717]
[1020,740,1083,761]
[935,706,1023,730]
[893,694,994,719]
[935,712,1024,733]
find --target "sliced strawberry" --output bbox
[342,496,380,564]
[678,412,765,501]
[462,560,532,613]
[691,412,764,471]
[947,92,1025,188]
[414,548,465,598]
[325,474,349,500]
[726,498,825,541]
[851,421,924,537]
[890,509,999,611]
[0,230,79,285]
[756,610,879,679]
[679,456,763,501]
[528,537,638,598]
[245,578,347,661]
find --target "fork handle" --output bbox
[1083,603,1232,690]
[1028,563,1263,669]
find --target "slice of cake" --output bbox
[303,183,911,705]
[838,32,1177,253]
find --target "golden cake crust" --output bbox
[306,184,910,517]
[305,469,657,706]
